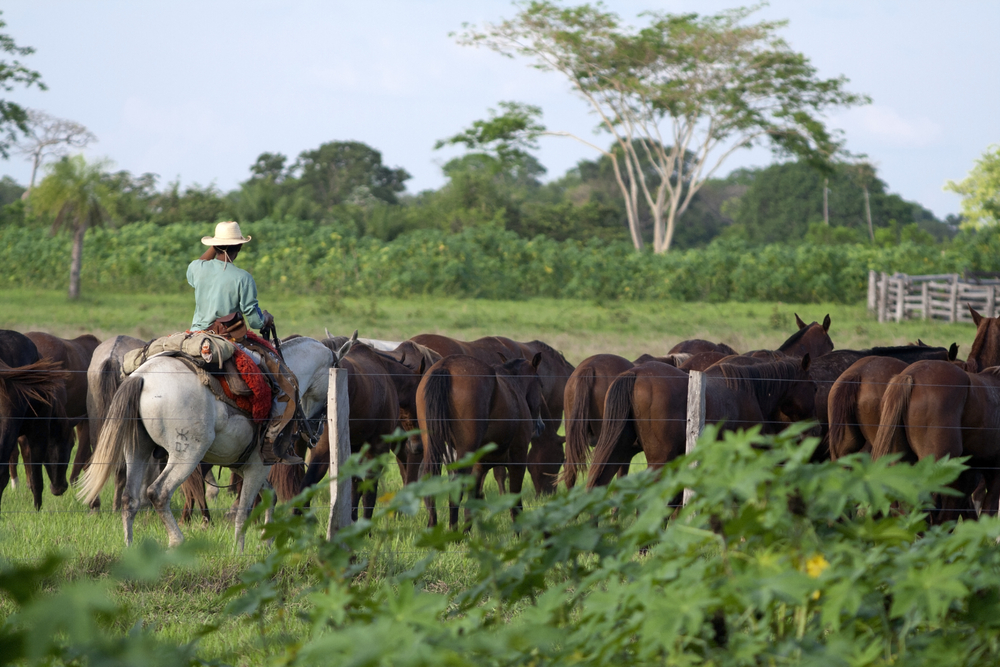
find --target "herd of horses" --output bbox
[1,305,998,549]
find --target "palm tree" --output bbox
[32,155,117,299]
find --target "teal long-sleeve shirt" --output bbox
[187,259,265,331]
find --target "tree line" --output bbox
[0,3,995,302]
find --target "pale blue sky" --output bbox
[2,1,997,218]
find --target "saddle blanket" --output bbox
[123,332,271,422]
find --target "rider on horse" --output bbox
[187,221,303,465]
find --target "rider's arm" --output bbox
[199,247,217,261]
[239,275,267,330]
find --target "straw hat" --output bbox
[201,221,252,246]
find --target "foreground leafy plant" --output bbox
[6,426,1000,666]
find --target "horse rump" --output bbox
[827,370,862,460]
[561,366,596,488]
[419,367,455,478]
[870,374,914,461]
[586,371,637,489]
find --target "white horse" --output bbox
[79,336,333,551]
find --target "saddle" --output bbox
[208,312,248,341]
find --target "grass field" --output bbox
[0,287,982,663]
[0,287,978,363]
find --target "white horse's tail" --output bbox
[78,374,145,505]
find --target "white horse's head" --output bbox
[280,336,334,421]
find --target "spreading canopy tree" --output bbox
[460,2,868,252]
[296,141,411,209]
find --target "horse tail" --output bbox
[419,367,454,478]
[561,367,596,488]
[78,374,145,505]
[0,358,67,408]
[870,374,913,461]
[827,370,861,460]
[586,371,636,490]
[269,462,305,502]
[88,357,122,444]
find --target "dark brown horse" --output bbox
[871,360,1000,522]
[827,356,909,460]
[679,351,730,372]
[418,354,544,529]
[776,314,834,358]
[561,354,636,488]
[807,343,956,460]
[24,332,100,488]
[586,356,815,489]
[965,306,1000,372]
[667,339,737,356]
[302,340,424,519]
[0,330,68,512]
[410,334,574,495]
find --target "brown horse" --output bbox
[965,306,1000,372]
[773,314,834,359]
[561,354,637,488]
[667,339,737,356]
[410,334,574,495]
[24,332,100,487]
[417,354,544,529]
[0,330,68,513]
[679,351,730,372]
[302,340,425,519]
[871,360,1000,522]
[586,356,815,489]
[827,356,909,460]
[807,343,956,460]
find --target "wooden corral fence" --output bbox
[867,270,1000,323]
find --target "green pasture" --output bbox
[0,287,979,363]
[0,288,983,663]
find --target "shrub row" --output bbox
[2,219,998,302]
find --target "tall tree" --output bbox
[461,3,868,252]
[15,109,96,192]
[296,141,410,209]
[32,155,117,299]
[0,11,45,158]
[945,144,1000,229]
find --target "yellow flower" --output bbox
[544,266,553,274]
[805,554,829,578]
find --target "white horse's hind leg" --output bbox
[234,460,270,553]
[147,459,202,548]
[122,440,155,547]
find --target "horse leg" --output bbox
[19,436,44,511]
[507,438,530,524]
[492,465,508,495]
[205,466,220,502]
[146,457,200,548]
[362,461,380,521]
[463,464,489,531]
[69,422,92,484]
[7,445,17,490]
[121,446,155,547]
[234,462,271,553]
[448,467,463,531]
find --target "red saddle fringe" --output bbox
[219,348,271,422]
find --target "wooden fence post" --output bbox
[327,367,352,540]
[988,285,996,318]
[682,370,706,507]
[894,278,905,322]
[867,270,877,314]
[950,274,960,323]
[877,272,889,323]
[921,281,929,321]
